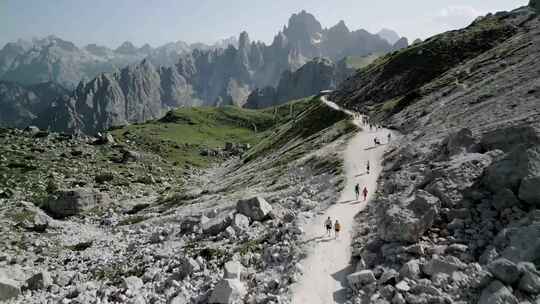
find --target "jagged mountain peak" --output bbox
[329,20,350,33]
[285,10,323,39]
[377,28,401,45]
[115,41,138,54]
[239,31,251,49]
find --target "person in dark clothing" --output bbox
[363,187,368,201]
[324,217,333,237]
[355,183,360,200]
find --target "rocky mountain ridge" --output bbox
[244,57,354,109]
[0,36,238,89]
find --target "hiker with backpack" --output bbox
[324,217,333,237]
[334,220,341,239]
[355,183,360,200]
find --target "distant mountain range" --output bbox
[0,11,408,133]
[0,36,239,89]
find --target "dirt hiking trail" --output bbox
[291,98,391,303]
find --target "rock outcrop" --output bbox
[236,197,273,221]
[0,81,69,129]
[244,57,341,109]
[44,188,109,218]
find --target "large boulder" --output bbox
[518,265,540,294]
[479,280,518,304]
[236,197,272,221]
[209,279,247,304]
[231,213,250,232]
[422,256,466,277]
[495,212,540,263]
[26,271,52,290]
[492,188,520,211]
[347,270,376,289]
[44,188,109,218]
[201,213,233,236]
[487,258,521,285]
[224,261,243,279]
[400,259,422,279]
[379,190,440,243]
[0,277,20,301]
[484,146,540,200]
[443,128,480,156]
[519,175,540,206]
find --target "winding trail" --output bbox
[291,97,390,304]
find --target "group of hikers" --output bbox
[324,217,341,238]
[354,183,369,201]
[320,111,391,240]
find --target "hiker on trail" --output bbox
[362,186,368,201]
[334,220,341,239]
[387,133,392,142]
[325,217,333,237]
[355,183,360,200]
[366,161,370,174]
[369,124,373,131]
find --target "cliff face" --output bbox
[45,60,199,133]
[244,57,341,109]
[0,81,69,128]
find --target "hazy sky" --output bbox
[0,0,529,48]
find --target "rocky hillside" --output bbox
[332,4,540,304]
[0,97,357,303]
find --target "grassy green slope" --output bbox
[344,53,382,70]
[245,97,355,164]
[111,98,315,168]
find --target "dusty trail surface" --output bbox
[291,97,390,304]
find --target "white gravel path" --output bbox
[291,97,390,304]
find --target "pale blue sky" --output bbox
[0,0,529,48]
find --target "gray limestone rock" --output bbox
[422,256,466,277]
[379,190,440,243]
[347,270,376,289]
[121,276,143,291]
[0,277,20,301]
[201,212,233,236]
[479,280,519,304]
[232,213,250,232]
[488,258,521,285]
[236,197,272,221]
[224,261,243,280]
[400,259,422,279]
[26,271,52,290]
[209,279,247,304]
[44,188,109,217]
[518,267,540,294]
